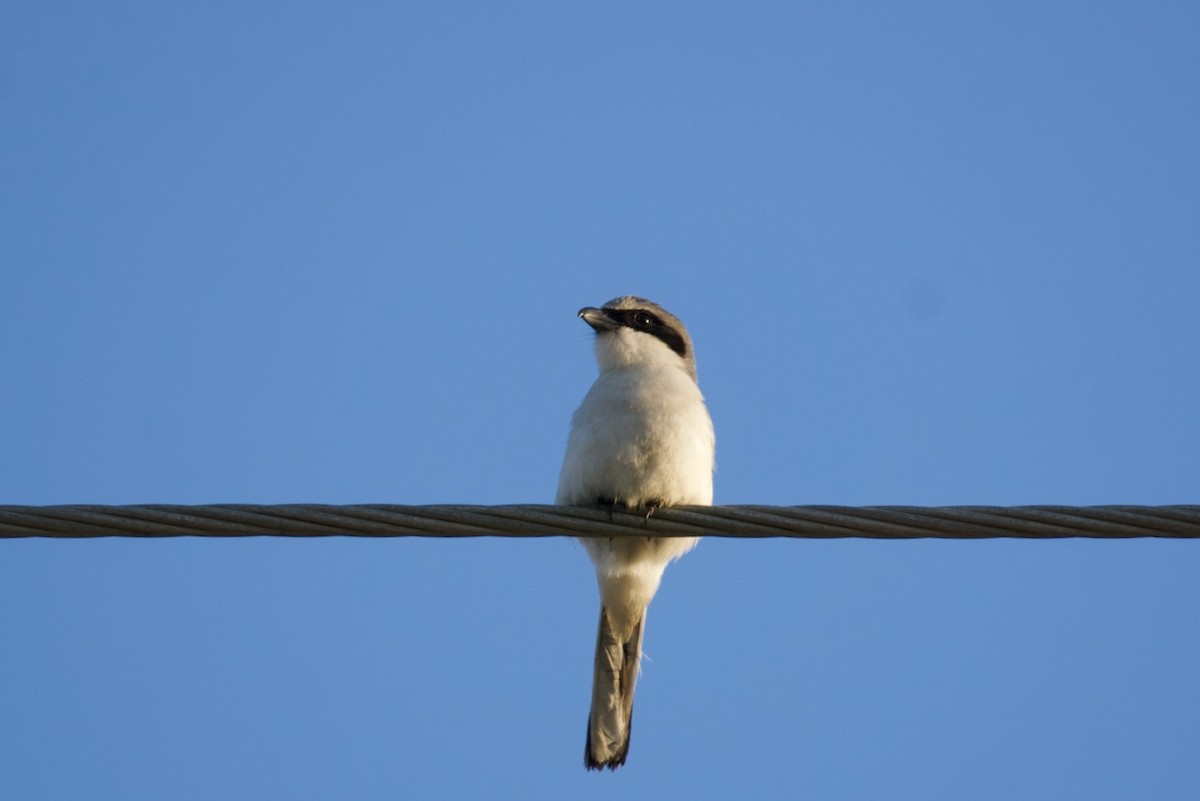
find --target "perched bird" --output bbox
[556,296,716,770]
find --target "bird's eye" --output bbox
[634,312,654,328]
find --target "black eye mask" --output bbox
[609,309,688,360]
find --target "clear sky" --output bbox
[2,2,1198,799]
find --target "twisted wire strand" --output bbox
[1,504,1197,539]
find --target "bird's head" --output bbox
[578,296,698,380]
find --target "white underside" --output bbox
[557,350,714,614]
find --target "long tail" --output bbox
[585,606,645,770]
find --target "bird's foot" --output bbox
[595,497,619,523]
[641,500,662,523]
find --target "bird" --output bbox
[556,295,715,770]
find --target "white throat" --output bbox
[593,328,694,379]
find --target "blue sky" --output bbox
[2,1,1198,799]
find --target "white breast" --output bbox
[556,363,715,509]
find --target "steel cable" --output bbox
[1,504,1197,539]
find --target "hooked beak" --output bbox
[578,306,619,332]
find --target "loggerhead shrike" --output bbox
[556,296,715,770]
